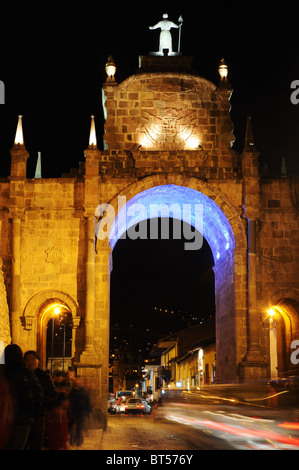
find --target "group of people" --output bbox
[0,344,91,450]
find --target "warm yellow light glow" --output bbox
[43,303,70,316]
[180,130,200,149]
[14,115,24,145]
[218,58,228,80]
[268,308,276,317]
[89,115,97,147]
[140,125,160,148]
[186,135,200,149]
[140,135,151,148]
[105,56,116,81]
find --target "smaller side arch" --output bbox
[262,289,299,377]
[22,290,81,368]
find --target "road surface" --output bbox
[100,390,299,451]
[100,412,232,450]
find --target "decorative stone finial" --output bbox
[35,152,42,178]
[88,115,97,148]
[14,115,24,147]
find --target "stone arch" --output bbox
[22,290,81,369]
[96,174,247,382]
[264,290,299,376]
[97,174,246,254]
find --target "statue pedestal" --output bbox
[150,51,182,57]
[138,55,195,74]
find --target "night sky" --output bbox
[1,2,299,177]
[1,2,299,354]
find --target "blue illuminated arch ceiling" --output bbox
[109,185,235,262]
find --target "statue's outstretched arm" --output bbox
[149,22,162,30]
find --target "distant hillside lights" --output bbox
[0,81,4,104]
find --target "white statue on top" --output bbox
[149,14,182,56]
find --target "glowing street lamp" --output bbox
[105,56,117,82]
[218,58,228,81]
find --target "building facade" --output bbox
[1,53,299,427]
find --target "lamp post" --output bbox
[218,58,228,81]
[105,56,117,82]
[51,306,61,376]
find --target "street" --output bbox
[100,414,202,450]
[100,389,299,451]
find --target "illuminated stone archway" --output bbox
[22,290,81,369]
[267,295,299,377]
[97,174,247,382]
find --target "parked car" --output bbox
[116,397,150,414]
[115,396,129,414]
[116,390,134,399]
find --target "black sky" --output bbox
[1,1,299,177]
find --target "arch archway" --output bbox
[22,290,81,369]
[268,297,299,377]
[97,174,247,382]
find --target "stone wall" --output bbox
[258,177,299,297]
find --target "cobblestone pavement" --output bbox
[99,414,198,451]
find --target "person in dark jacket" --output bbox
[0,371,14,450]
[69,377,91,446]
[4,344,43,450]
[24,350,57,449]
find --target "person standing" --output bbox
[24,350,57,449]
[47,392,69,450]
[69,377,91,446]
[0,372,14,449]
[3,344,43,450]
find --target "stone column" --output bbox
[84,214,96,354]
[9,119,29,344]
[10,215,22,343]
[245,219,262,361]
[241,117,267,379]
[94,239,111,430]
[75,118,106,427]
[0,257,11,346]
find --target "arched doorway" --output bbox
[22,290,81,370]
[97,177,247,383]
[268,298,299,377]
[45,305,73,374]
